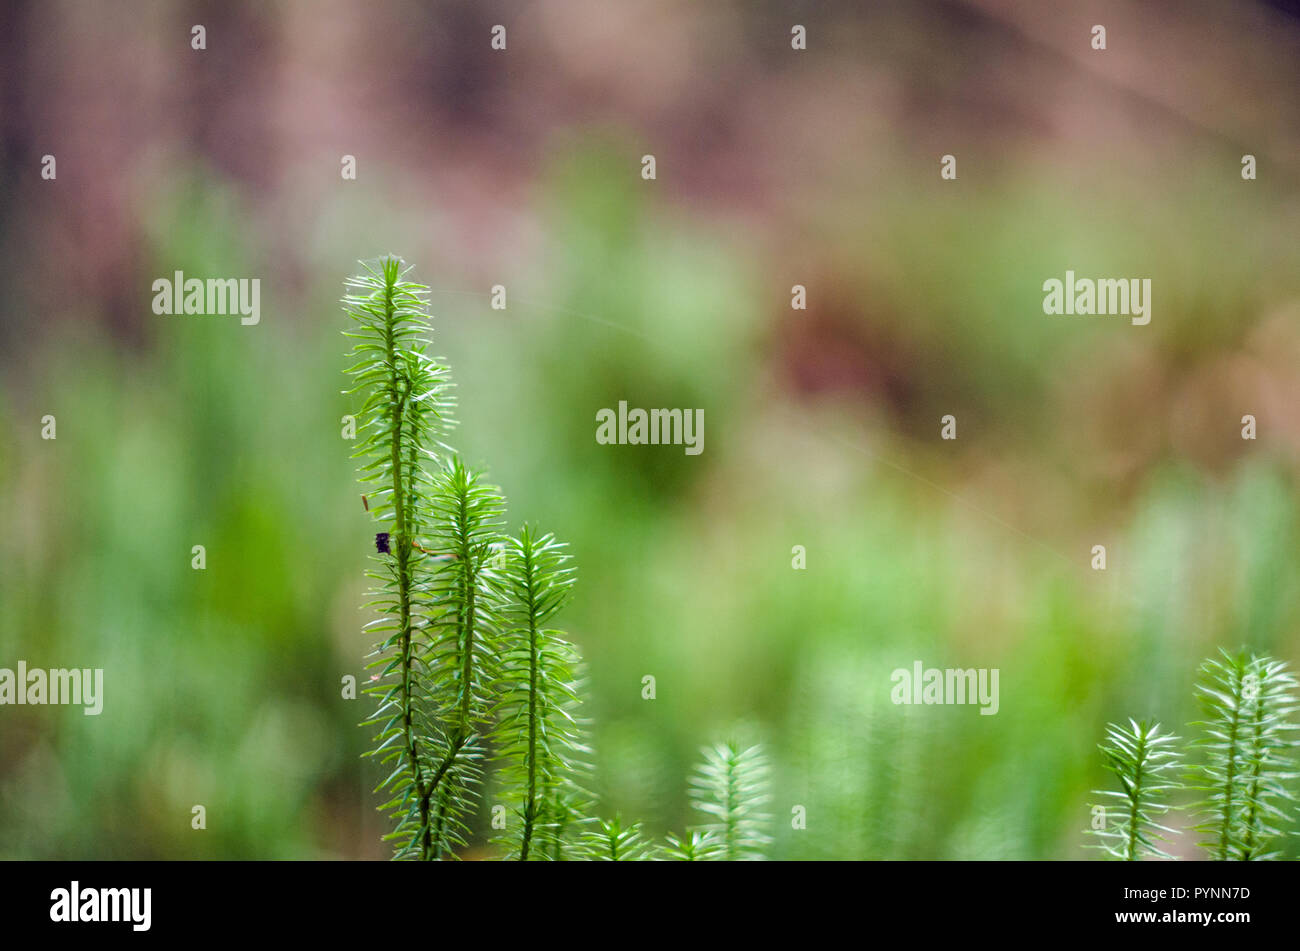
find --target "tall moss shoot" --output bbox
[343,254,771,860]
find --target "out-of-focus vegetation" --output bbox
[1,0,1299,859]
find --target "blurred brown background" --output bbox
[1,0,1298,859]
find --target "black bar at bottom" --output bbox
[0,860,1275,938]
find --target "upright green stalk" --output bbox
[1230,656,1297,860]
[1187,650,1298,860]
[1189,650,1251,860]
[491,526,588,859]
[425,458,505,858]
[345,256,452,859]
[1087,719,1180,860]
[344,254,598,861]
[684,741,772,860]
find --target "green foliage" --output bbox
[423,458,508,858]
[581,816,657,861]
[1235,657,1299,860]
[1088,649,1299,861]
[683,741,772,861]
[426,463,506,683]
[1088,719,1180,860]
[490,525,593,859]
[345,255,456,860]
[14,115,1300,862]
[663,829,722,861]
[344,257,523,858]
[344,255,789,861]
[1189,650,1298,860]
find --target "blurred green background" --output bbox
[2,0,1299,859]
